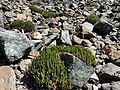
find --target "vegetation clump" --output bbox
[10,19,35,32]
[86,15,100,24]
[29,5,56,18]
[26,45,96,90]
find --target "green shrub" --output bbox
[29,5,56,18]
[26,45,96,89]
[86,15,100,24]
[49,45,96,66]
[10,20,35,32]
[26,48,72,90]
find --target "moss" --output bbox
[26,45,96,89]
[86,15,100,24]
[10,19,35,32]
[29,5,56,18]
[47,31,53,36]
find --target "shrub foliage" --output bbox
[86,15,100,24]
[26,45,96,90]
[10,19,35,32]
[29,5,56,18]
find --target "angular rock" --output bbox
[0,27,34,62]
[93,16,113,36]
[72,35,82,45]
[31,32,42,40]
[0,10,4,28]
[0,66,16,90]
[5,11,16,18]
[59,30,72,45]
[102,83,111,90]
[111,81,120,90]
[89,72,99,84]
[19,59,32,71]
[99,63,120,83]
[82,22,94,33]
[81,39,93,47]
[60,52,94,87]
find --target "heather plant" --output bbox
[10,19,35,32]
[86,15,100,24]
[26,45,96,90]
[29,5,56,18]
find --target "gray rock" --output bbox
[93,16,113,36]
[59,30,72,45]
[92,85,98,90]
[0,66,16,90]
[99,63,120,83]
[89,72,99,85]
[111,81,120,90]
[82,22,94,33]
[60,52,94,87]
[5,11,16,18]
[102,83,111,90]
[0,10,4,27]
[0,27,34,62]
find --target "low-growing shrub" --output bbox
[10,19,35,32]
[86,15,100,24]
[26,45,96,89]
[29,5,56,18]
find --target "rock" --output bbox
[89,72,99,84]
[0,10,4,27]
[81,39,93,47]
[59,30,72,45]
[114,59,120,66]
[99,63,120,83]
[0,66,16,90]
[82,22,94,33]
[72,35,82,44]
[103,45,120,60]
[85,83,92,90]
[31,32,42,40]
[93,16,113,36]
[5,11,16,18]
[111,81,120,90]
[92,85,98,90]
[0,27,34,62]
[19,59,32,71]
[102,83,111,90]
[60,52,94,87]
[17,13,32,21]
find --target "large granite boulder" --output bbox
[93,16,113,36]
[0,27,34,62]
[60,52,94,88]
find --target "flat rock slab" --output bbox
[0,66,16,90]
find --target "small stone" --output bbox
[29,49,39,57]
[0,66,16,90]
[72,35,82,45]
[82,22,94,33]
[31,32,42,40]
[19,59,32,71]
[5,11,16,18]
[102,83,111,90]
[89,72,99,84]
[81,39,93,47]
[92,85,98,90]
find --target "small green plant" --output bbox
[29,5,56,18]
[86,15,100,24]
[25,45,96,89]
[47,31,53,36]
[10,19,35,32]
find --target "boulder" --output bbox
[0,27,34,62]
[93,16,113,36]
[99,63,120,83]
[0,66,16,90]
[60,52,94,87]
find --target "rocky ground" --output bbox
[0,0,120,90]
